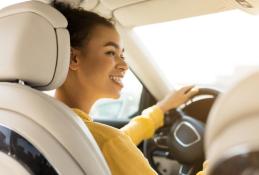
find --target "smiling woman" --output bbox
[53,2,127,112]
[61,24,128,104]
[52,1,199,175]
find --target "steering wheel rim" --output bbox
[143,87,220,175]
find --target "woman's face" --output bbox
[72,25,128,99]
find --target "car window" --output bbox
[90,70,143,121]
[134,10,259,90]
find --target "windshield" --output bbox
[134,10,259,90]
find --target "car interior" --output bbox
[0,0,259,175]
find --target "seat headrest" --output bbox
[0,1,70,90]
[205,70,259,174]
[206,70,259,148]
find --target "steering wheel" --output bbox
[143,88,219,175]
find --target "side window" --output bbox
[90,70,143,121]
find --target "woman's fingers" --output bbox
[180,85,195,94]
[157,86,199,113]
[185,87,199,98]
[178,85,199,98]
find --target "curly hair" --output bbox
[51,1,114,49]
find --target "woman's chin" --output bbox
[110,93,120,99]
[101,91,121,99]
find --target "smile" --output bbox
[109,75,123,87]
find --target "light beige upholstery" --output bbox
[205,70,259,174]
[0,82,111,175]
[0,1,111,174]
[0,0,69,90]
[99,0,233,27]
[101,0,145,10]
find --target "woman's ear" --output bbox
[69,48,81,71]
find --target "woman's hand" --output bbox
[157,85,199,113]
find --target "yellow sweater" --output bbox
[73,106,205,175]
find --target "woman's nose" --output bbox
[116,59,129,72]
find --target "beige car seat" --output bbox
[0,1,111,174]
[205,70,259,175]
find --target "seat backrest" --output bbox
[0,1,111,174]
[205,70,259,175]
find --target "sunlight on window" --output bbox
[134,10,259,89]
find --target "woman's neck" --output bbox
[55,82,97,114]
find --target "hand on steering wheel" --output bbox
[144,88,219,175]
[157,85,199,113]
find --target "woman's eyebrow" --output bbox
[104,41,119,49]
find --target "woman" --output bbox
[53,2,200,175]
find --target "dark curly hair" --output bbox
[51,1,114,49]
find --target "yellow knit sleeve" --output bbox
[121,105,164,145]
[196,161,208,175]
[196,171,205,175]
[102,134,157,175]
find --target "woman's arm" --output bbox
[121,86,198,145]
[121,105,164,145]
[196,161,208,175]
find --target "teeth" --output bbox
[110,76,123,85]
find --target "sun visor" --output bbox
[113,0,232,27]
[101,0,146,10]
[80,0,98,10]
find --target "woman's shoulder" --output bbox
[87,121,127,147]
[72,108,130,147]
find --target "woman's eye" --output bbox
[106,51,116,56]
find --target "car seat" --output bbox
[0,1,111,174]
[205,70,259,175]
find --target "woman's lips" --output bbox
[109,75,123,87]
